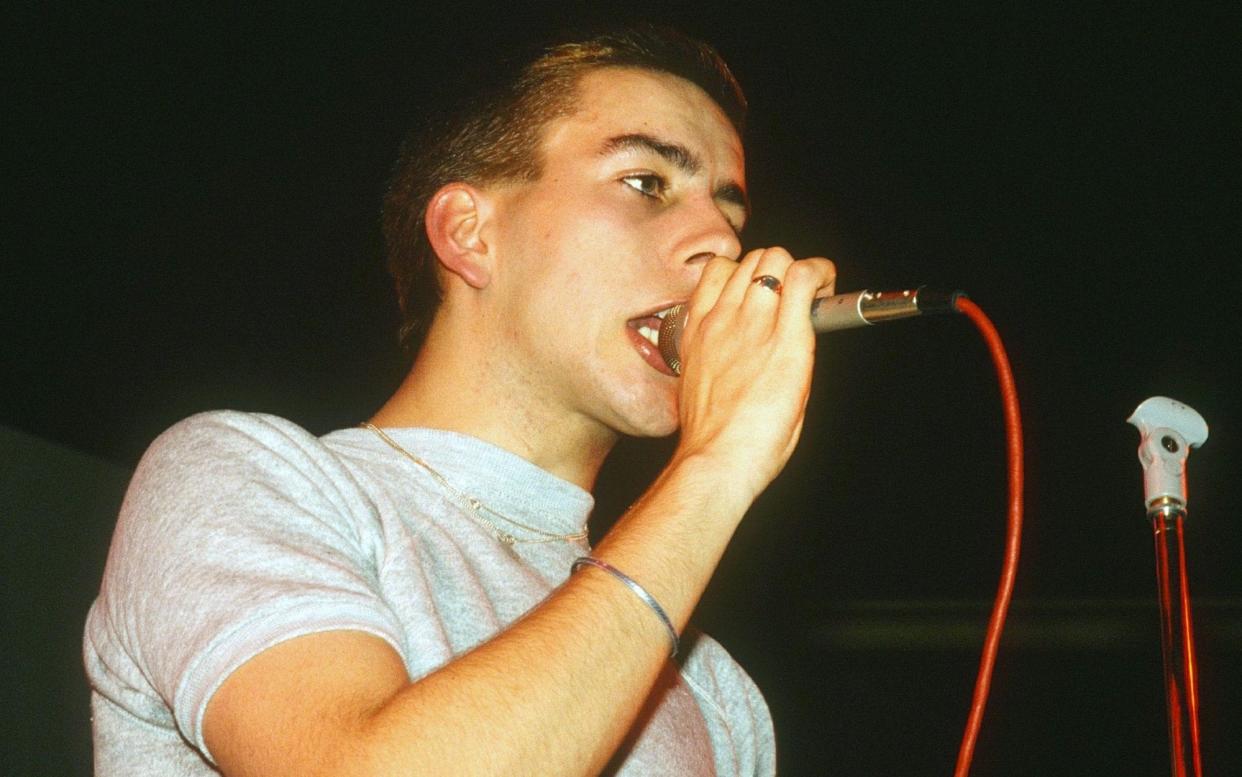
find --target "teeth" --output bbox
[637,325,660,346]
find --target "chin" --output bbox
[623,415,679,440]
[609,388,680,439]
[585,354,680,438]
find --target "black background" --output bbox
[5,3,1239,775]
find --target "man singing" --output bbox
[85,25,835,776]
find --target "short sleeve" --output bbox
[84,411,406,761]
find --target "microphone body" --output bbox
[658,286,963,375]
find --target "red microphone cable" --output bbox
[952,296,1025,777]
[659,286,1024,773]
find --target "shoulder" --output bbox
[131,411,345,492]
[104,409,390,614]
[143,410,322,463]
[120,411,378,544]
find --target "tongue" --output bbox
[629,315,663,330]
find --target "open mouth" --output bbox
[626,306,679,376]
[629,307,674,347]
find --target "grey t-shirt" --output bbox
[84,411,774,775]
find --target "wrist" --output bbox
[660,446,765,516]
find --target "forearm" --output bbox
[350,452,752,777]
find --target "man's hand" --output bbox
[672,247,836,501]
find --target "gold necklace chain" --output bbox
[361,423,588,547]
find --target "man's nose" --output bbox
[677,202,742,270]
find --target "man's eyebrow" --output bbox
[599,133,701,175]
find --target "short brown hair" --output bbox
[381,25,747,352]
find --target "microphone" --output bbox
[657,286,965,375]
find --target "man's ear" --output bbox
[424,182,493,289]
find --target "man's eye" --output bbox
[620,174,667,199]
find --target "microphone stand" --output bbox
[1129,397,1209,777]
[1149,496,1202,777]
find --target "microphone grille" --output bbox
[658,304,687,376]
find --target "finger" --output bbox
[712,246,776,312]
[742,247,796,306]
[776,257,837,336]
[685,254,740,322]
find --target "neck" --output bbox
[368,314,618,492]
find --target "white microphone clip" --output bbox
[1127,396,1209,511]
